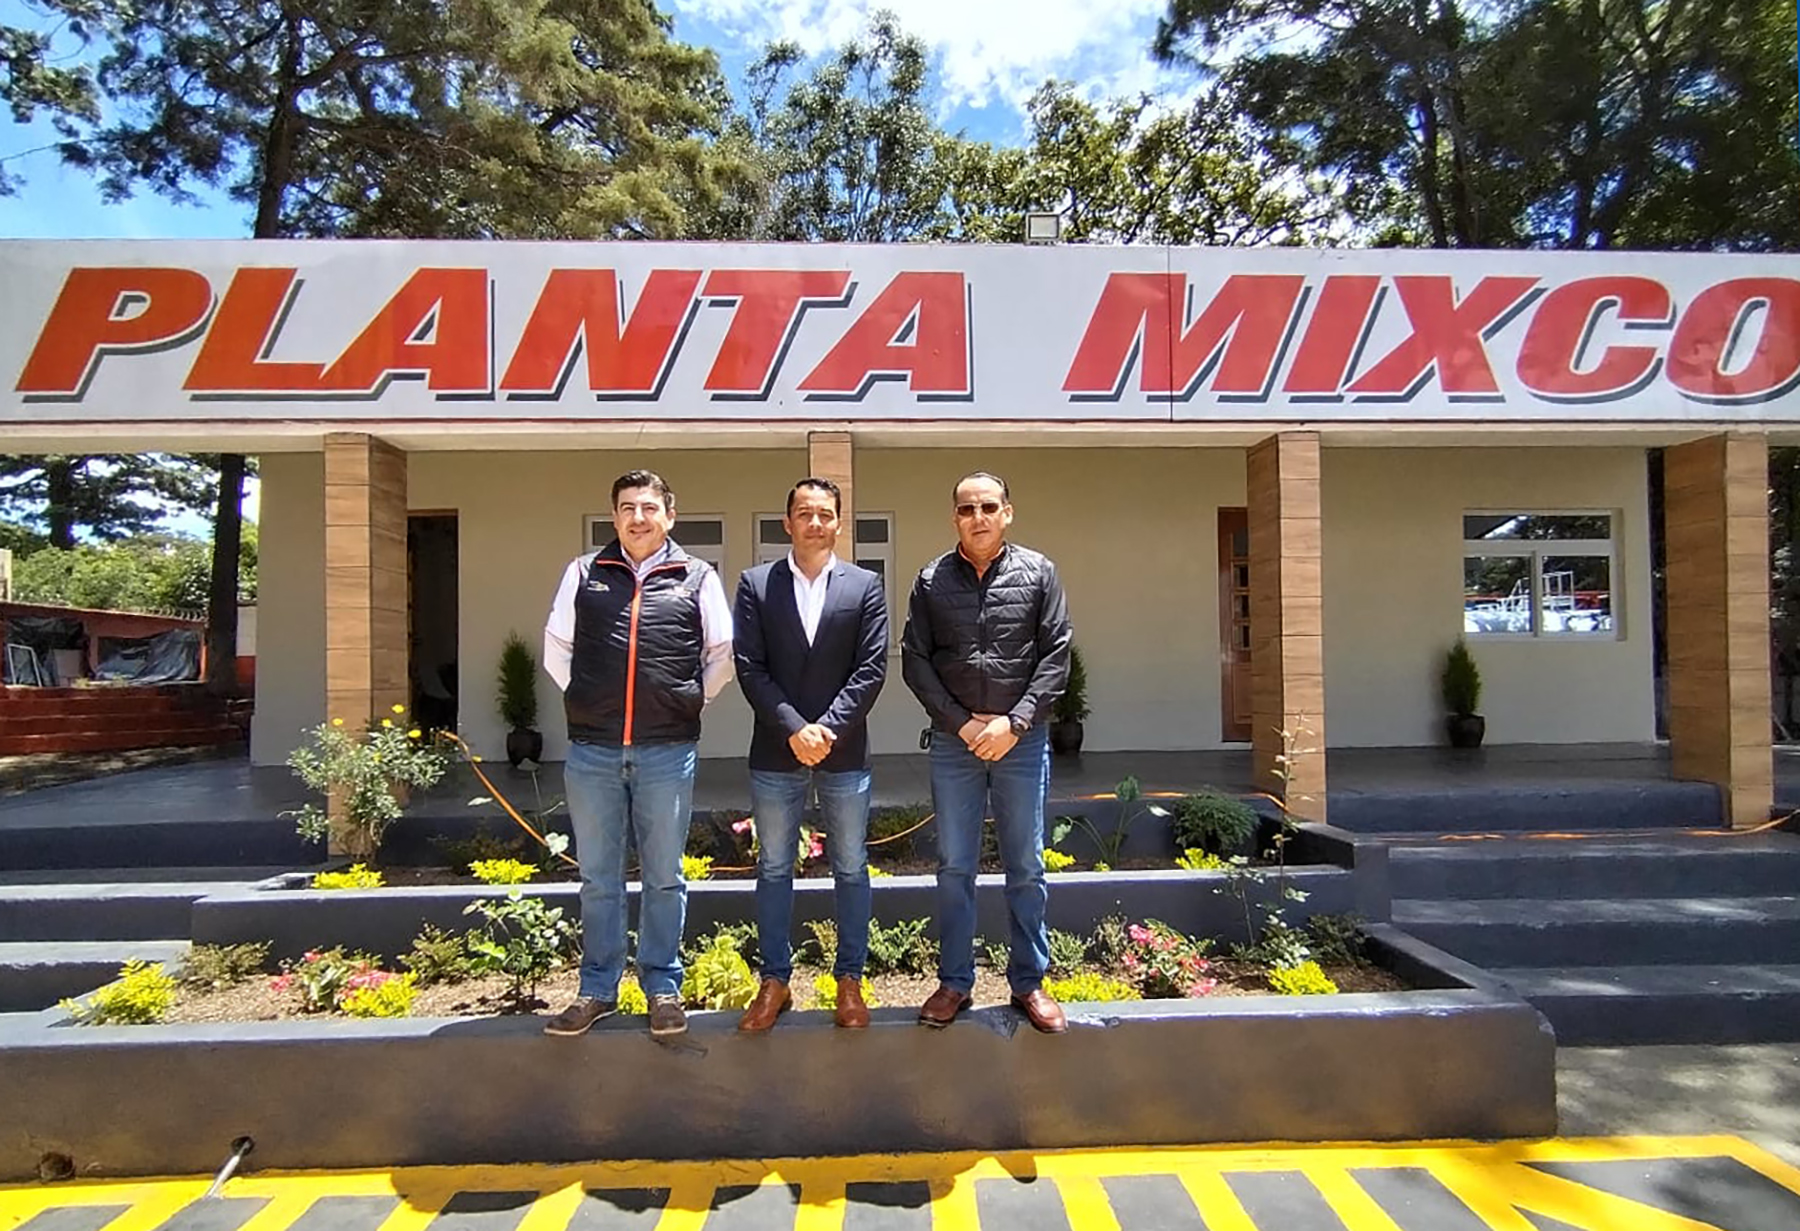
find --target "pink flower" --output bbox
[268,975,293,993]
[1127,924,1151,944]
[303,951,321,963]
[732,817,755,834]
[805,833,824,859]
[1187,979,1218,998]
[1122,953,1139,968]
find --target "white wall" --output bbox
[250,452,325,764]
[1321,447,1655,746]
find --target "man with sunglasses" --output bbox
[902,471,1073,1033]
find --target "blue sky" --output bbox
[0,0,1187,241]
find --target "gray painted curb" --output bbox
[0,927,1555,1179]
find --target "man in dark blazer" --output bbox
[733,477,888,1031]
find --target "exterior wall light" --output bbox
[1024,212,1064,244]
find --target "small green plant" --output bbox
[808,971,879,1010]
[402,924,480,985]
[865,917,937,975]
[1237,915,1314,970]
[284,705,448,860]
[1043,971,1141,1003]
[61,960,177,1025]
[469,858,537,885]
[980,936,1010,970]
[271,947,382,1013]
[464,890,577,1002]
[1442,636,1482,717]
[868,864,891,879]
[803,919,838,969]
[1051,644,1091,723]
[681,933,758,1009]
[1051,775,1168,867]
[1043,848,1076,872]
[1047,928,1089,976]
[1269,961,1339,995]
[339,971,421,1018]
[684,921,758,965]
[1089,914,1131,968]
[619,976,649,1015]
[1171,790,1259,855]
[682,854,714,881]
[1119,920,1216,999]
[179,942,270,991]
[497,632,540,731]
[312,863,385,890]
[867,803,932,861]
[1306,913,1368,966]
[1175,849,1229,871]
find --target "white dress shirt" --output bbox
[543,540,735,701]
[788,552,837,645]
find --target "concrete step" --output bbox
[1386,832,1800,900]
[0,819,317,871]
[0,866,295,886]
[0,711,236,737]
[0,939,189,1012]
[1492,963,1800,1045]
[0,727,241,755]
[0,881,256,941]
[1327,778,1723,834]
[1393,895,1800,967]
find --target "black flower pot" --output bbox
[1049,720,1085,757]
[506,726,544,768]
[1445,713,1486,750]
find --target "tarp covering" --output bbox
[94,629,201,684]
[2,616,85,685]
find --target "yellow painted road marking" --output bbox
[3,1137,1798,1231]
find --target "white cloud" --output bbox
[672,0,1179,117]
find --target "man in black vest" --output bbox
[902,471,1072,1034]
[733,478,888,1031]
[541,469,734,1039]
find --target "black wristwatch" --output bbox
[1008,715,1031,737]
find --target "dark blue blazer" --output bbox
[734,557,888,772]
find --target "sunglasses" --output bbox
[955,501,1005,518]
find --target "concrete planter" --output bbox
[193,822,1386,964]
[0,925,1554,1180]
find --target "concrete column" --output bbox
[1247,432,1327,821]
[1665,432,1772,828]
[323,432,409,732]
[808,431,856,554]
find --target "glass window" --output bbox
[1462,510,1617,639]
[758,517,786,546]
[677,520,724,547]
[855,517,889,544]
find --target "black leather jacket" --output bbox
[901,541,1072,733]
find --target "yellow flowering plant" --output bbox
[284,704,448,859]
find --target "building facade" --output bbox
[3,240,1791,824]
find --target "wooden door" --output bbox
[1218,508,1252,742]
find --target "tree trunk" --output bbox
[45,457,75,549]
[205,454,245,696]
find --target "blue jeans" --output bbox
[563,739,697,1000]
[749,767,873,982]
[930,724,1051,996]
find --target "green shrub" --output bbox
[979,936,1010,970]
[180,942,270,991]
[1171,791,1259,855]
[1175,848,1229,871]
[61,960,177,1025]
[803,919,838,969]
[619,976,648,1015]
[1306,913,1368,966]
[1089,914,1132,969]
[1236,915,1313,970]
[284,708,447,860]
[808,972,879,1010]
[866,917,936,975]
[312,863,385,890]
[339,971,420,1018]
[402,924,479,985]
[1051,644,1091,723]
[684,922,757,965]
[1269,961,1339,995]
[867,803,932,860]
[433,826,531,872]
[272,947,382,1013]
[1043,971,1141,1003]
[1043,848,1076,872]
[464,890,577,1000]
[681,934,757,1009]
[1442,636,1482,716]
[469,858,536,885]
[1121,920,1216,999]
[497,632,540,730]
[682,854,714,881]
[1047,928,1089,976]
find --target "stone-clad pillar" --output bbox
[1665,432,1772,828]
[1247,433,1327,821]
[808,431,856,554]
[323,432,409,735]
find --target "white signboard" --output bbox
[1,240,1796,423]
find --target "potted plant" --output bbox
[497,631,543,767]
[1441,636,1485,749]
[1050,644,1090,756]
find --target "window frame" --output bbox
[1461,509,1620,641]
[753,509,899,646]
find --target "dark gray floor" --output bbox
[4,741,1780,831]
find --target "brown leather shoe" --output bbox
[835,976,870,1029]
[917,983,973,1028]
[542,996,617,1037]
[1011,988,1067,1034]
[737,978,792,1032]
